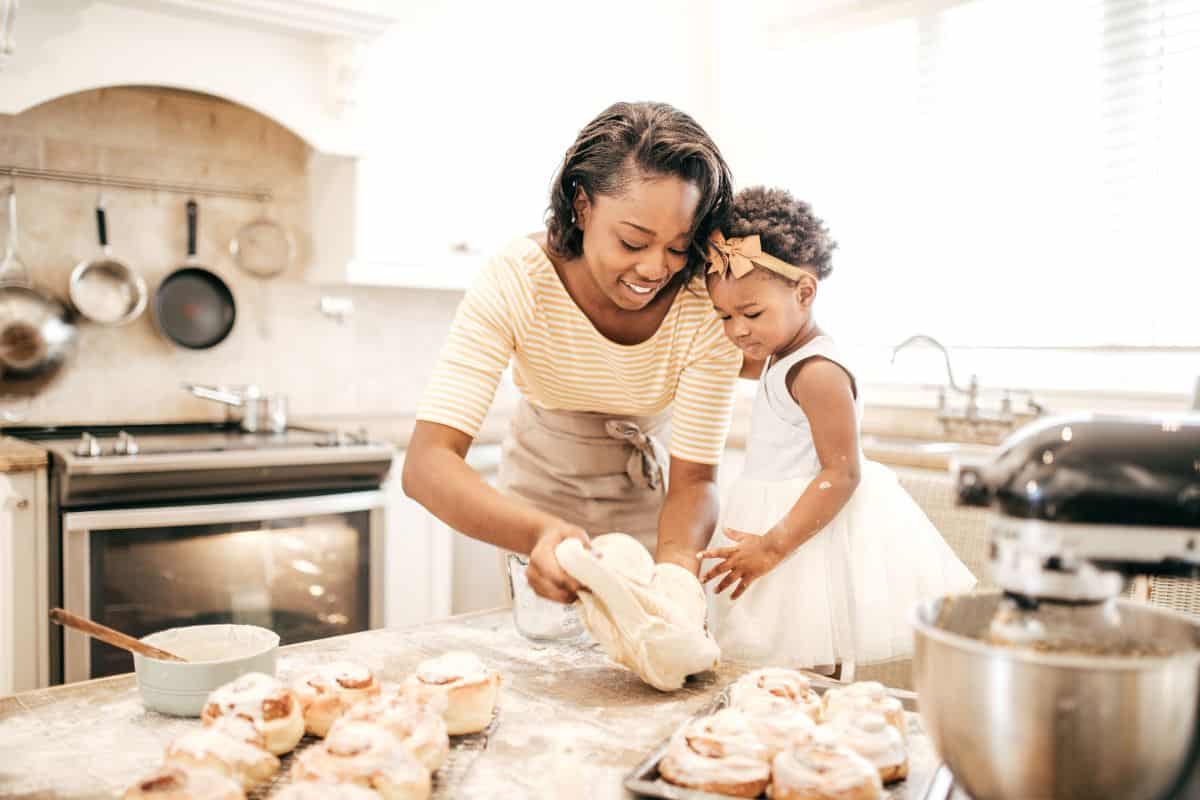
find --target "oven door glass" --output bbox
[62,491,383,682]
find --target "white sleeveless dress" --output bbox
[705,335,976,668]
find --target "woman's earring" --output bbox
[570,211,577,225]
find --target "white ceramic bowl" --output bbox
[133,624,279,717]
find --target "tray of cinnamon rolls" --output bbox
[122,650,502,800]
[626,669,921,800]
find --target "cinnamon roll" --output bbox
[292,661,382,737]
[122,765,244,800]
[402,651,500,735]
[292,720,431,800]
[818,712,908,784]
[739,701,817,759]
[770,739,884,800]
[728,668,821,722]
[201,672,305,755]
[820,681,906,739]
[164,718,280,789]
[657,709,771,798]
[341,687,450,771]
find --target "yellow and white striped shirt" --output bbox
[416,237,742,464]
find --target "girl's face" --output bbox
[708,269,816,361]
[574,174,701,311]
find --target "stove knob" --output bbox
[113,431,139,456]
[74,432,101,458]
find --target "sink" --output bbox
[860,435,997,471]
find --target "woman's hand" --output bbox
[526,521,590,604]
[698,528,788,600]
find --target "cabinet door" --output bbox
[383,475,454,629]
[384,447,507,622]
[450,465,509,615]
[0,469,48,693]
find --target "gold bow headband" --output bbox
[706,231,811,283]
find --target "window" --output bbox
[746,0,1199,395]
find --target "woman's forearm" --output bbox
[655,462,720,574]
[767,466,860,555]
[402,423,557,554]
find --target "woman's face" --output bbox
[574,174,701,311]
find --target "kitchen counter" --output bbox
[305,405,990,474]
[0,436,48,473]
[0,610,936,799]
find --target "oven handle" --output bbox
[63,490,384,531]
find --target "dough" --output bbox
[556,533,720,691]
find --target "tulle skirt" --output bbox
[706,460,976,668]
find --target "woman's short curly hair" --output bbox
[724,186,837,280]
[546,101,734,279]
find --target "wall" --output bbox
[0,2,719,426]
[353,0,715,265]
[0,87,463,424]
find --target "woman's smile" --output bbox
[618,276,665,303]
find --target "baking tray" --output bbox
[248,708,500,799]
[625,675,940,800]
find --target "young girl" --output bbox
[698,186,975,672]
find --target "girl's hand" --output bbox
[698,528,787,600]
[527,521,590,604]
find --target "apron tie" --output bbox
[605,419,667,492]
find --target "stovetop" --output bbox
[0,422,396,502]
[3,422,371,458]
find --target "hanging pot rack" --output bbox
[2,164,271,202]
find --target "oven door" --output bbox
[60,490,384,683]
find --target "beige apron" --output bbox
[499,399,670,549]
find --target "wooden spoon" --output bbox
[49,608,187,663]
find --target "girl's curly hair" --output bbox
[725,186,837,280]
[546,101,734,280]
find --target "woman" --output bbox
[402,101,742,603]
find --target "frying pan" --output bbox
[1,184,78,400]
[230,207,293,337]
[153,199,236,349]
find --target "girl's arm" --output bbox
[702,357,861,598]
[402,422,586,603]
[769,356,862,550]
[655,458,721,574]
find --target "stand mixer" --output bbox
[911,414,1200,799]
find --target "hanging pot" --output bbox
[68,197,148,326]
[153,199,236,349]
[0,184,78,399]
[229,207,293,338]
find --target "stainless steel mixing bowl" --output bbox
[912,592,1200,800]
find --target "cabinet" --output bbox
[383,444,506,628]
[0,469,49,695]
[0,2,403,156]
[382,475,453,629]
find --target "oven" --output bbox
[4,423,394,685]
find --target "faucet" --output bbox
[890,334,979,416]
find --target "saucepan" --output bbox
[68,197,148,326]
[184,382,288,433]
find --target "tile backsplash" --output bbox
[1,87,462,425]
